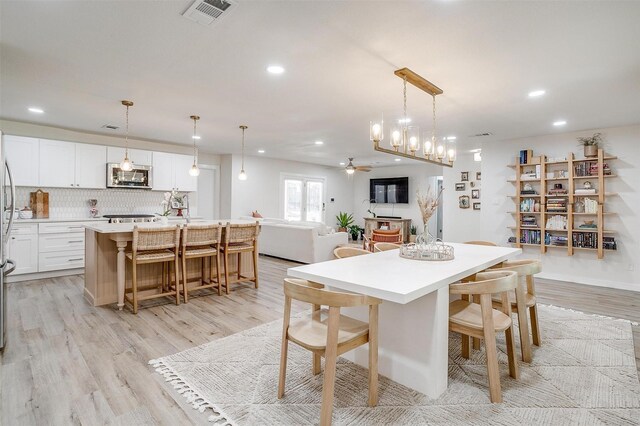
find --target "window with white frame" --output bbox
[281,174,325,222]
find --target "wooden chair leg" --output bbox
[368,304,379,407]
[514,284,532,362]
[278,296,292,399]
[461,333,470,359]
[181,256,188,303]
[215,255,222,296]
[174,257,180,305]
[237,252,242,280]
[320,307,340,426]
[472,294,481,350]
[223,252,230,294]
[313,354,321,375]
[505,325,519,380]
[480,296,501,403]
[162,262,167,292]
[530,304,541,346]
[132,262,138,315]
[252,248,259,289]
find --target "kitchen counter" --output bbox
[14,217,109,223]
[83,219,260,309]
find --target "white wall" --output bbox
[224,154,354,225]
[352,164,441,237]
[481,124,640,291]
[442,153,482,242]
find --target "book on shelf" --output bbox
[574,161,612,177]
[519,198,538,213]
[575,188,597,195]
[545,214,567,230]
[520,229,541,244]
[521,215,538,228]
[545,233,568,246]
[520,189,538,195]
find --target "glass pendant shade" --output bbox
[370,120,383,143]
[238,125,248,181]
[390,124,403,150]
[436,138,446,160]
[120,152,133,171]
[423,134,434,158]
[189,163,200,176]
[447,139,457,163]
[407,126,420,154]
[238,170,247,181]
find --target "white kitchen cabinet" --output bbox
[152,151,175,191]
[7,224,39,275]
[4,135,40,186]
[39,139,76,188]
[107,147,152,166]
[75,144,107,189]
[173,154,198,192]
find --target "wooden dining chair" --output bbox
[220,222,260,294]
[333,246,370,259]
[180,224,223,301]
[373,242,401,252]
[363,228,402,252]
[278,278,381,426]
[449,270,519,403]
[489,259,543,361]
[125,225,181,314]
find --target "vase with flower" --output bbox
[416,186,444,246]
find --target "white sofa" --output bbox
[239,216,348,264]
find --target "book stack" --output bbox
[519,149,533,165]
[520,189,538,195]
[546,198,567,213]
[547,187,568,196]
[545,215,567,230]
[583,198,598,214]
[545,233,568,246]
[572,232,598,248]
[521,215,538,228]
[603,236,617,250]
[574,161,612,177]
[520,229,541,244]
[520,198,537,212]
[575,188,597,195]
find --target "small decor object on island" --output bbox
[471,189,480,199]
[459,195,470,209]
[455,183,465,191]
[409,225,417,243]
[88,199,98,218]
[577,132,604,158]
[336,212,354,232]
[461,171,469,181]
[416,186,444,244]
[473,202,481,211]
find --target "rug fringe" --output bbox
[149,359,236,425]
[539,303,639,326]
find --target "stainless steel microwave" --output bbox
[106,163,152,189]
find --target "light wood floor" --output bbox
[1,255,639,425]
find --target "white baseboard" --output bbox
[6,268,84,283]
[538,271,639,293]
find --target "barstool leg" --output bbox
[182,255,189,304]
[224,252,230,294]
[215,254,222,296]
[132,262,138,315]
[237,252,242,281]
[253,248,259,289]
[174,256,180,305]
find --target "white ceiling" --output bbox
[1,0,639,168]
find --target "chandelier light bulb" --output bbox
[120,155,133,172]
[238,170,247,181]
[189,163,200,176]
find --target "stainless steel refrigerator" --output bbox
[0,130,17,350]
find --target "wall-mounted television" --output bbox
[369,177,409,204]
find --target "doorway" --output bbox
[197,165,219,219]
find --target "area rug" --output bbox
[149,305,640,425]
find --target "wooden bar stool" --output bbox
[125,225,181,314]
[449,270,519,403]
[278,278,381,426]
[180,224,223,302]
[220,222,260,294]
[373,242,401,252]
[490,259,543,361]
[333,246,370,259]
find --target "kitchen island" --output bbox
[83,220,258,309]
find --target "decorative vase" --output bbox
[584,145,598,158]
[415,223,435,246]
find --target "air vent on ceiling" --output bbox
[182,0,234,26]
[102,124,119,130]
[470,132,493,137]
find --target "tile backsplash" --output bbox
[15,187,190,219]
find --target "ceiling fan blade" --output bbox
[355,166,372,172]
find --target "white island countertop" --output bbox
[84,219,259,234]
[288,243,522,304]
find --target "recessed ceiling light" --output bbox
[553,120,567,126]
[339,162,345,166]
[447,136,457,140]
[528,90,546,98]
[398,118,411,124]
[192,135,201,140]
[314,140,324,145]
[394,158,401,162]
[267,65,285,74]
[258,149,265,154]
[28,107,44,113]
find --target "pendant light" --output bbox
[120,100,134,171]
[238,125,248,181]
[189,115,200,177]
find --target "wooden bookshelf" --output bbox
[509,148,617,259]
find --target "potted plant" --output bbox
[348,224,363,242]
[336,212,354,232]
[409,225,417,243]
[578,132,603,158]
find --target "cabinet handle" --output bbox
[68,258,83,262]
[68,227,84,230]
[68,240,83,243]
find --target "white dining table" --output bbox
[287,242,521,399]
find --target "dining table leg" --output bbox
[116,240,128,311]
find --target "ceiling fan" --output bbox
[345,158,371,175]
